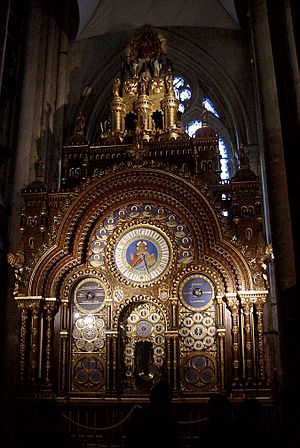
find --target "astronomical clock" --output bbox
[9,25,272,404]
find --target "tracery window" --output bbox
[173,76,192,113]
[173,76,230,180]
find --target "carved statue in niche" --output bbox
[165,68,175,95]
[125,25,165,80]
[75,112,85,134]
[138,74,148,96]
[7,249,25,295]
[113,78,120,97]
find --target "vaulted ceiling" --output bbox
[76,0,240,40]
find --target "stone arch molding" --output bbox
[26,167,253,298]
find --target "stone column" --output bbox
[248,0,298,389]
[249,1,296,292]
[10,0,71,250]
[0,0,10,93]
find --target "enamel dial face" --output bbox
[179,274,214,311]
[114,226,171,285]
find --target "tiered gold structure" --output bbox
[8,26,273,442]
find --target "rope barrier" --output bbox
[61,406,208,431]
[61,405,142,431]
[178,417,209,424]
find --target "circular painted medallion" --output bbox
[114,226,171,284]
[179,274,214,311]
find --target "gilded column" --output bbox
[29,297,42,383]
[15,298,29,383]
[111,97,126,132]
[170,296,178,328]
[239,293,254,385]
[106,333,111,392]
[161,95,179,130]
[252,292,268,385]
[171,332,179,393]
[134,95,154,132]
[43,298,57,386]
[111,332,118,392]
[217,329,226,392]
[59,299,69,392]
[225,293,241,387]
[216,295,226,392]
[165,333,172,385]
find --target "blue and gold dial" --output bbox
[179,274,214,310]
[114,226,171,284]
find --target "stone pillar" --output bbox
[10,0,71,250]
[0,0,10,93]
[248,0,297,389]
[249,1,296,291]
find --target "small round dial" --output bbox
[114,226,171,285]
[179,274,214,311]
[74,279,106,313]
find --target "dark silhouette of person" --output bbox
[235,398,272,448]
[124,380,181,448]
[22,400,66,448]
[201,394,234,447]
[276,387,300,447]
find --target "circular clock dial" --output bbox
[74,279,105,313]
[179,274,214,311]
[114,226,171,284]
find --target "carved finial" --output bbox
[35,156,45,181]
[7,250,25,270]
[165,68,174,95]
[239,143,250,169]
[75,112,85,135]
[113,78,120,97]
[201,104,208,126]
[7,246,26,296]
